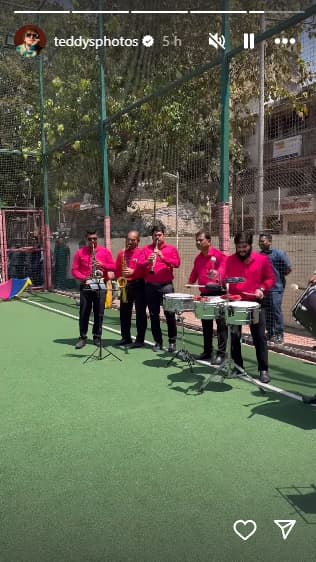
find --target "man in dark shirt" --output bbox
[259,233,292,344]
[303,273,316,404]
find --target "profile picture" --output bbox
[14,25,46,58]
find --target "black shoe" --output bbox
[275,335,284,344]
[152,342,163,352]
[168,343,176,353]
[116,338,132,346]
[93,336,101,346]
[211,355,225,366]
[259,371,270,384]
[197,352,212,361]
[75,338,87,349]
[130,341,145,348]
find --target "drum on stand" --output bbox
[163,293,195,313]
[194,297,223,320]
[292,284,316,338]
[225,301,260,326]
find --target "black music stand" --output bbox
[83,280,122,364]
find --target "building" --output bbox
[235,93,316,234]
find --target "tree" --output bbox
[0,0,314,222]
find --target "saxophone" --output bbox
[91,245,103,280]
[149,238,159,274]
[117,249,128,303]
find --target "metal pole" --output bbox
[257,13,265,233]
[162,172,179,247]
[218,0,230,254]
[38,54,51,289]
[98,3,111,248]
[176,171,179,249]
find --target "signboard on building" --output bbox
[273,135,302,160]
[280,195,315,214]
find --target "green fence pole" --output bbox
[38,53,51,289]
[218,0,230,254]
[98,6,111,249]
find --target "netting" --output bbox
[0,0,316,352]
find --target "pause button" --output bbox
[244,33,255,49]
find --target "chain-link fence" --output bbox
[1,0,316,352]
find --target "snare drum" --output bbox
[163,293,195,313]
[225,301,260,326]
[194,296,223,320]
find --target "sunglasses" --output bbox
[26,33,39,39]
[88,237,97,241]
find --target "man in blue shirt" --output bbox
[259,233,292,344]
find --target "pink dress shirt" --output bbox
[188,248,227,295]
[115,247,144,281]
[138,242,181,284]
[71,245,115,282]
[223,252,275,298]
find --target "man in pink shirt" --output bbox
[224,231,275,383]
[71,230,115,349]
[188,229,227,363]
[115,230,147,347]
[138,223,180,352]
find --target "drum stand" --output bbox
[196,302,265,394]
[167,311,196,373]
[83,282,122,364]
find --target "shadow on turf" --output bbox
[276,485,316,524]
[54,337,120,347]
[167,368,233,395]
[238,355,316,392]
[143,357,233,394]
[247,394,316,430]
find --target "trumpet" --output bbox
[149,238,159,274]
[117,249,128,303]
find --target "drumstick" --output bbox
[185,284,206,288]
[291,283,307,291]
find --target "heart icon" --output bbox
[233,520,257,541]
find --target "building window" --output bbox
[265,110,307,141]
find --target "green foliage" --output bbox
[0,0,315,215]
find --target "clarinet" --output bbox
[150,238,159,274]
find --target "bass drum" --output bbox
[292,284,316,338]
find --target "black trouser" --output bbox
[231,308,268,372]
[79,286,106,338]
[120,279,147,342]
[145,282,177,345]
[201,318,227,357]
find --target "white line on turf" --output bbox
[21,297,305,402]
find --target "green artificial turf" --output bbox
[1,295,316,562]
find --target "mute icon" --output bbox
[209,33,226,50]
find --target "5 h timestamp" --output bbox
[162,35,182,47]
